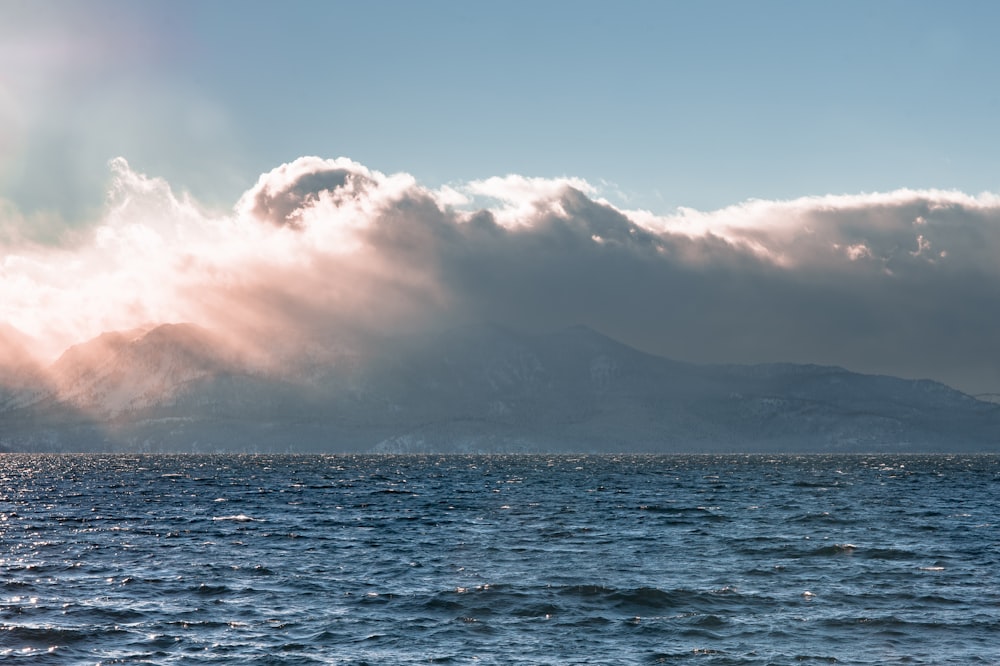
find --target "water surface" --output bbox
[2,454,997,664]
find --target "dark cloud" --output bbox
[342,180,1000,394]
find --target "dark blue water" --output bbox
[1,454,998,664]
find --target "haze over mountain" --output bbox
[7,156,1000,394]
[1,321,996,454]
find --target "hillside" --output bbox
[1,323,997,453]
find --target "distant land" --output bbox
[1,322,998,453]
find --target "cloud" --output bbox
[462,174,597,227]
[237,156,376,229]
[3,156,1000,394]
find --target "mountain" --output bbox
[0,324,50,412]
[1,322,998,453]
[47,324,245,416]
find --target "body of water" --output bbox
[2,454,998,664]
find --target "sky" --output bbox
[3,0,1000,395]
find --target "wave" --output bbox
[211,514,262,522]
[1,625,128,647]
[407,583,773,620]
[805,543,859,557]
[790,511,856,525]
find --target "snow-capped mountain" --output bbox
[1,322,998,453]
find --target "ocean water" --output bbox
[1,454,998,665]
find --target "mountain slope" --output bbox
[1,322,997,452]
[48,324,246,417]
[0,324,50,411]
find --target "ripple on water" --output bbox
[1,453,997,665]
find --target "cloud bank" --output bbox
[3,156,1000,394]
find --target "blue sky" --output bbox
[3,0,999,219]
[5,1,1000,394]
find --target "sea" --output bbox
[1,454,997,665]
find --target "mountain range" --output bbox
[1,322,998,453]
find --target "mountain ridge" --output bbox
[1,322,997,453]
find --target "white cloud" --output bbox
[4,156,1000,394]
[843,243,872,261]
[462,174,597,227]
